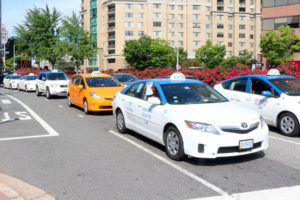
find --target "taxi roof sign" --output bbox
[91,71,101,76]
[267,69,280,76]
[29,73,34,76]
[52,69,59,72]
[170,72,186,81]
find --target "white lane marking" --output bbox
[1,99,12,104]
[190,185,300,200]
[109,130,228,196]
[0,134,58,141]
[45,99,49,101]
[1,112,10,122]
[269,136,300,146]
[0,92,59,137]
[78,114,84,118]
[58,105,63,108]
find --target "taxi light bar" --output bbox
[52,69,59,72]
[92,71,101,76]
[29,73,34,76]
[170,72,186,81]
[267,69,280,76]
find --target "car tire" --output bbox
[9,84,12,89]
[164,126,185,161]
[36,86,41,96]
[46,88,51,99]
[17,85,20,91]
[278,112,299,137]
[67,94,73,107]
[116,110,127,133]
[83,99,89,114]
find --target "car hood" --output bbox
[88,87,124,98]
[170,102,259,126]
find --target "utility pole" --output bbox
[13,45,15,71]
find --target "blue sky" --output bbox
[2,0,81,37]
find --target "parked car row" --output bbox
[2,69,299,161]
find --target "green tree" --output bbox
[221,50,256,69]
[14,5,61,67]
[195,40,226,68]
[260,26,300,66]
[60,12,96,73]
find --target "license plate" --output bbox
[239,139,253,150]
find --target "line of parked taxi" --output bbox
[1,69,299,161]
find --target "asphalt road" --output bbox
[0,88,299,200]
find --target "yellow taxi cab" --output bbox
[67,71,124,114]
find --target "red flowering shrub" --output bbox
[14,68,76,78]
[109,64,300,86]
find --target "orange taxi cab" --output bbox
[67,71,124,114]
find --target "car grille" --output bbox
[217,142,262,154]
[104,98,113,101]
[220,122,259,134]
[60,85,68,88]
[99,106,112,109]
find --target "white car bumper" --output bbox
[11,82,18,89]
[26,84,36,91]
[181,124,269,159]
[49,87,68,96]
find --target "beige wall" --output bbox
[82,0,262,71]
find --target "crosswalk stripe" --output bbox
[1,99,12,104]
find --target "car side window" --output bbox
[71,76,79,85]
[223,78,247,92]
[250,78,279,97]
[125,82,145,99]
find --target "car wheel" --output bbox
[17,85,20,91]
[36,87,41,96]
[116,110,127,133]
[83,99,89,114]
[164,126,185,161]
[67,94,73,107]
[9,84,12,89]
[278,112,299,137]
[46,88,51,99]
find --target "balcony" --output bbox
[108,8,115,14]
[108,45,115,50]
[107,27,115,32]
[108,17,115,23]
[108,35,115,41]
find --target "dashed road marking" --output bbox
[109,130,228,196]
[269,136,300,146]
[58,105,63,108]
[0,91,59,141]
[78,114,84,118]
[1,99,12,104]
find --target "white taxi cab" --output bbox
[3,74,22,89]
[18,73,37,92]
[112,73,269,160]
[214,69,300,137]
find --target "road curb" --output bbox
[0,174,55,200]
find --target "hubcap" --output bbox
[166,131,179,156]
[117,113,124,130]
[84,101,88,112]
[281,116,295,134]
[68,96,71,105]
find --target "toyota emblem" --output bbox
[241,123,248,129]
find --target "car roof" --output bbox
[39,71,66,74]
[112,73,135,75]
[221,74,296,83]
[25,74,37,77]
[76,73,112,78]
[135,78,204,85]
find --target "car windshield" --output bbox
[47,73,68,80]
[25,76,37,80]
[269,78,300,96]
[115,74,138,82]
[86,77,120,87]
[11,76,21,79]
[161,83,228,104]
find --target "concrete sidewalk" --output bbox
[0,174,55,200]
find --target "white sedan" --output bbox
[3,74,22,89]
[214,70,300,137]
[18,74,37,92]
[112,73,268,160]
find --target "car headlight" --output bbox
[90,92,100,99]
[260,116,266,128]
[50,84,58,87]
[185,120,220,135]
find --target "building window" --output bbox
[239,0,246,12]
[217,24,224,29]
[178,41,183,47]
[239,42,245,47]
[178,32,184,38]
[228,51,232,56]
[178,23,184,28]
[124,22,134,27]
[169,23,175,28]
[125,31,134,36]
[250,25,254,30]
[170,41,175,46]
[250,8,254,13]
[239,24,246,29]
[138,31,144,36]
[239,16,246,21]
[178,5,184,10]
[154,3,161,9]
[250,0,254,5]
[153,31,162,37]
[250,34,254,39]
[193,32,201,37]
[193,41,201,46]
[218,41,224,46]
[228,7,233,12]
[228,24,233,30]
[193,14,201,20]
[138,13,144,18]
[217,15,224,20]
[250,17,254,22]
[108,59,116,63]
[138,22,144,28]
[153,21,162,27]
[169,5,175,10]
[138,4,144,9]
[153,13,162,18]
[169,32,175,37]
[125,13,134,18]
[193,23,201,28]
[239,33,246,38]
[228,42,232,47]
[206,6,211,11]
[228,16,233,21]
[178,14,184,19]
[193,5,201,10]
[262,18,275,31]
[228,33,232,38]
[125,3,133,9]
[206,24,210,29]
[168,14,175,19]
[206,33,211,38]
[250,43,254,48]
[206,15,211,20]
[288,16,300,28]
[217,32,224,38]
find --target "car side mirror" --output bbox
[148,97,161,105]
[42,77,46,81]
[78,85,83,89]
[120,83,124,87]
[261,91,272,97]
